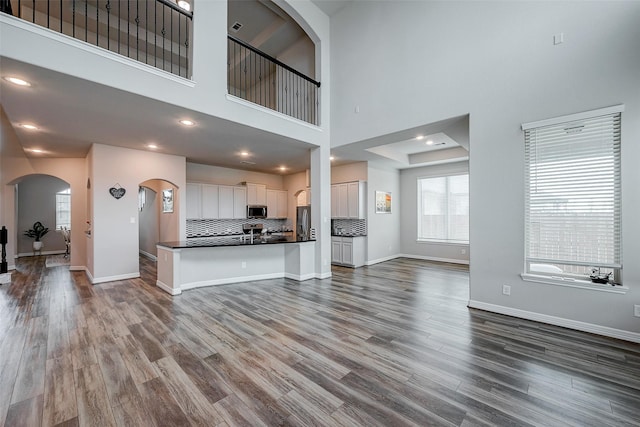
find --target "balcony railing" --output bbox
[228,35,320,126]
[2,0,192,78]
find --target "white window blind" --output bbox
[418,174,469,244]
[524,108,622,280]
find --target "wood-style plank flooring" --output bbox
[1,256,639,426]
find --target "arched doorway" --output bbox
[12,174,71,267]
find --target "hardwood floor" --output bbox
[1,256,639,426]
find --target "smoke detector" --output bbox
[230,22,243,32]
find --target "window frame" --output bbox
[416,173,469,244]
[55,188,71,231]
[521,105,624,287]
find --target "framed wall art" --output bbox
[162,189,174,213]
[375,191,392,214]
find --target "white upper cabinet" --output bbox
[233,186,247,219]
[245,183,267,205]
[331,181,366,219]
[186,183,202,219]
[217,186,234,219]
[267,189,288,219]
[201,184,219,219]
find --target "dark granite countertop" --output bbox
[158,235,314,249]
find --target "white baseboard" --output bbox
[92,272,140,285]
[156,280,181,295]
[284,272,316,281]
[316,271,332,279]
[7,264,16,271]
[468,300,640,344]
[366,254,401,266]
[85,269,94,283]
[139,250,157,261]
[69,266,86,272]
[399,253,470,265]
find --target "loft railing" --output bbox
[1,0,192,78]
[228,35,320,126]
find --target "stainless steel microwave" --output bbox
[247,205,267,219]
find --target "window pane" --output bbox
[56,191,71,230]
[418,175,469,243]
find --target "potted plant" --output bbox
[24,221,49,252]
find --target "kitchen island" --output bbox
[156,235,316,295]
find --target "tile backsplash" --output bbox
[331,219,367,236]
[187,218,291,237]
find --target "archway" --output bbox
[10,174,71,267]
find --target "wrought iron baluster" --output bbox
[95,0,98,46]
[162,3,165,71]
[117,0,121,54]
[106,1,110,51]
[145,0,148,65]
[135,0,139,60]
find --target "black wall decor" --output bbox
[1,226,8,274]
[109,184,126,199]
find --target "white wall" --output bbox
[89,144,186,282]
[366,165,400,264]
[330,1,640,336]
[187,162,285,189]
[400,162,470,264]
[331,162,367,184]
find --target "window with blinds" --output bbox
[56,188,71,230]
[523,106,622,282]
[417,174,469,244]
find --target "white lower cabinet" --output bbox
[331,236,366,267]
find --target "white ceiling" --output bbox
[1,0,468,176]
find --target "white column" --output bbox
[310,144,331,278]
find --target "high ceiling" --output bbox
[1,0,467,176]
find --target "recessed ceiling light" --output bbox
[240,151,249,157]
[279,166,287,172]
[416,135,424,140]
[329,156,335,161]
[179,119,195,126]
[426,140,434,146]
[20,124,39,130]
[147,143,158,149]
[177,0,191,11]
[28,148,44,153]
[4,76,31,87]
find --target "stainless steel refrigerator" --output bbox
[296,205,311,241]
